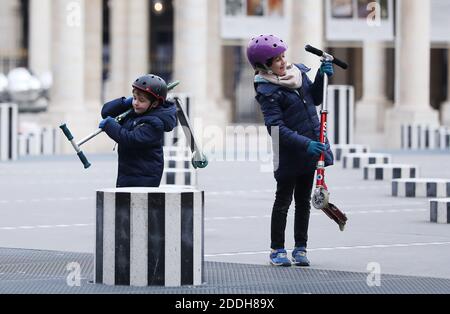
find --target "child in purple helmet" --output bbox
[248,35,334,267]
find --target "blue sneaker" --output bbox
[270,249,291,267]
[292,247,310,267]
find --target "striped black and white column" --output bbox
[164,94,191,148]
[327,85,354,145]
[430,199,450,224]
[164,146,191,158]
[161,169,197,186]
[333,144,370,162]
[392,179,450,198]
[18,126,59,157]
[342,153,392,169]
[400,124,443,150]
[95,186,204,287]
[437,127,450,150]
[0,103,18,162]
[164,157,192,170]
[364,164,419,181]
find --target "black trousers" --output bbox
[271,171,316,250]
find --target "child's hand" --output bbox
[319,61,334,77]
[307,141,326,157]
[99,117,115,130]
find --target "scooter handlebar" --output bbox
[305,45,348,70]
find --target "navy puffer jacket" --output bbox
[255,64,334,181]
[101,97,177,187]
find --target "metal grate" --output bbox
[0,248,449,294]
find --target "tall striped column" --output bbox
[164,94,191,148]
[0,103,18,161]
[95,187,204,287]
[327,85,355,145]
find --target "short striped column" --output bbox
[364,164,419,181]
[0,103,18,161]
[18,125,59,157]
[333,144,370,162]
[436,127,450,150]
[342,153,392,169]
[163,146,190,158]
[392,179,450,198]
[165,157,192,169]
[401,124,440,150]
[95,186,204,287]
[164,93,191,148]
[327,85,355,145]
[430,199,450,224]
[162,169,197,186]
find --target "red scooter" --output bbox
[305,45,348,231]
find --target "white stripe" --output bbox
[417,182,427,197]
[437,202,448,224]
[205,242,450,257]
[0,223,94,231]
[338,86,347,144]
[437,183,447,198]
[204,208,427,222]
[165,193,181,287]
[102,192,116,286]
[398,181,405,197]
[130,193,148,287]
[193,192,203,286]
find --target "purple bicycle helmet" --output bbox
[247,34,288,70]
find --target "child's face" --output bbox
[132,89,157,114]
[270,53,287,76]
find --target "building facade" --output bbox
[1,0,449,152]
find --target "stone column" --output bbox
[174,0,208,120]
[174,0,229,154]
[0,0,22,73]
[107,0,149,99]
[206,0,230,125]
[290,0,324,74]
[385,0,439,149]
[29,0,52,77]
[50,0,85,112]
[441,48,450,127]
[355,41,392,147]
[47,0,90,154]
[84,0,103,111]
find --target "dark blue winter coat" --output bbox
[255,64,334,182]
[101,97,177,187]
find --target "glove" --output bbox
[319,61,334,77]
[307,141,326,157]
[99,117,115,130]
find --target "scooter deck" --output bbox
[322,203,348,231]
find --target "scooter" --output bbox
[305,45,348,231]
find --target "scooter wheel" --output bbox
[312,188,329,210]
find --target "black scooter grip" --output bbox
[60,124,74,141]
[77,151,91,169]
[305,45,323,57]
[332,58,348,70]
[305,45,349,70]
